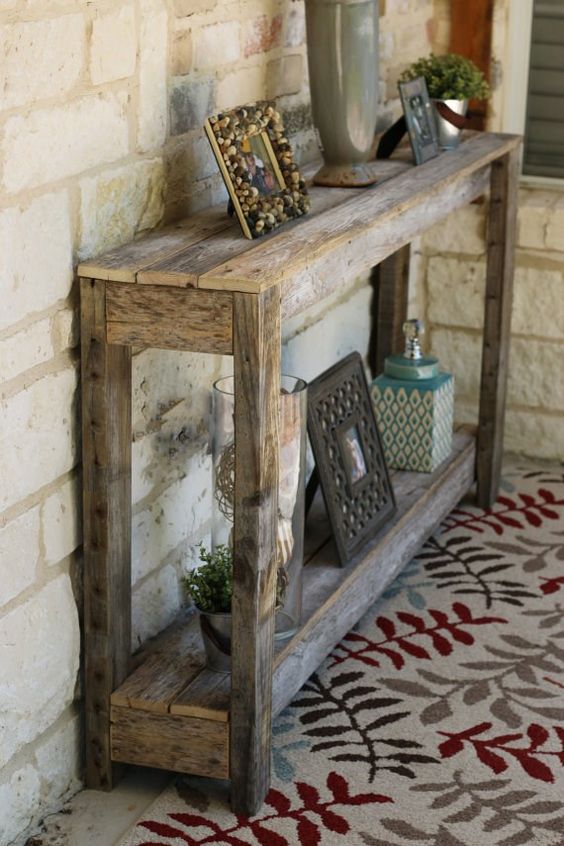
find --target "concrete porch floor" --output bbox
[25,769,171,846]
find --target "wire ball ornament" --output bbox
[213,441,291,606]
[214,442,235,522]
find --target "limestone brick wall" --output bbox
[0,1,440,843]
[414,0,564,460]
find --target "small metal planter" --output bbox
[432,98,468,149]
[199,611,232,674]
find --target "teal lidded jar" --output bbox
[370,320,454,473]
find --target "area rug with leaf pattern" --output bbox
[119,458,564,846]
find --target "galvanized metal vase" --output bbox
[305,0,379,186]
[432,98,468,149]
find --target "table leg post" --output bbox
[230,288,281,815]
[369,244,410,378]
[81,278,132,789]
[477,150,519,508]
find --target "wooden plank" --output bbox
[81,278,132,790]
[450,0,494,130]
[280,164,490,321]
[230,288,281,815]
[199,134,520,297]
[111,609,204,712]
[136,181,384,289]
[171,670,230,722]
[271,429,476,717]
[370,245,410,377]
[105,283,233,354]
[111,707,229,779]
[477,148,520,507]
[110,652,202,713]
[78,207,234,283]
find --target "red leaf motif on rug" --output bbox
[443,489,564,536]
[137,773,392,846]
[540,575,564,595]
[438,722,564,783]
[331,603,506,670]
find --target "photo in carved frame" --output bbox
[307,352,396,566]
[204,101,310,239]
[398,76,440,165]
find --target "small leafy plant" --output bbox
[400,53,490,101]
[184,545,233,614]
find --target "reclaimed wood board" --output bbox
[81,278,132,790]
[171,670,230,722]
[230,288,281,814]
[111,610,204,713]
[111,707,229,779]
[78,207,234,283]
[477,148,519,507]
[105,283,233,353]
[199,134,520,296]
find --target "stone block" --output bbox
[507,338,564,412]
[282,283,372,383]
[52,308,79,353]
[194,20,241,69]
[0,192,73,332]
[423,204,486,256]
[517,204,547,250]
[171,28,193,76]
[244,14,282,57]
[512,265,564,339]
[545,204,564,252]
[170,76,216,136]
[216,66,266,111]
[267,54,304,98]
[285,4,305,48]
[167,135,217,196]
[42,477,80,567]
[0,507,40,608]
[138,6,168,153]
[0,575,80,769]
[132,455,211,585]
[427,257,486,329]
[132,347,218,438]
[91,4,136,85]
[0,15,84,111]
[2,93,129,194]
[0,765,41,846]
[0,318,54,384]
[79,158,165,259]
[35,714,82,810]
[505,408,564,461]
[0,367,78,513]
[174,0,217,15]
[429,328,481,400]
[132,563,181,648]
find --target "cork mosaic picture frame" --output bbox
[307,352,396,566]
[204,101,310,240]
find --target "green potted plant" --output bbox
[184,544,288,674]
[399,53,490,148]
[184,544,233,674]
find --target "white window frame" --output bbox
[502,0,564,188]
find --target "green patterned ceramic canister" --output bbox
[371,320,454,472]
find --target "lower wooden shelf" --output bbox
[110,426,475,779]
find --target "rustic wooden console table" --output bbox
[79,131,520,814]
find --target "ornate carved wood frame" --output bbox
[307,352,396,565]
[204,100,310,240]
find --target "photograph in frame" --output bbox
[307,352,396,566]
[398,77,440,165]
[204,101,310,239]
